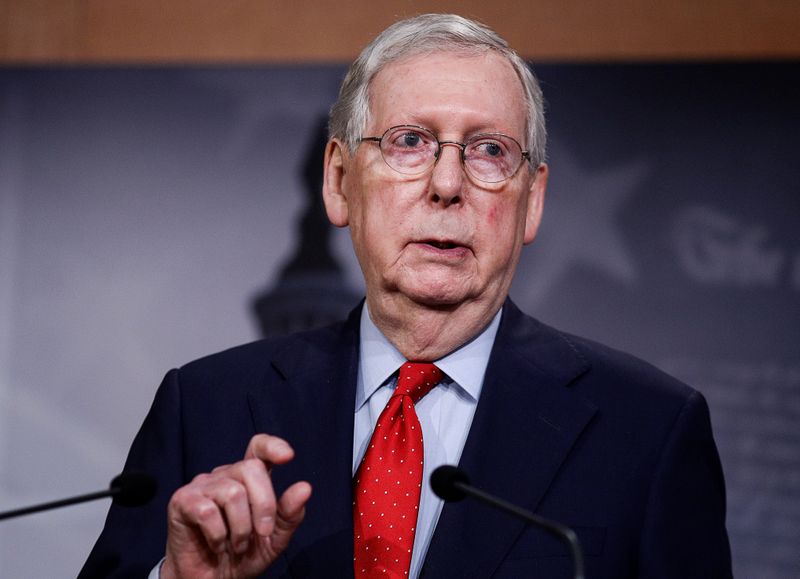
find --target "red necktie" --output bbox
[354,362,443,578]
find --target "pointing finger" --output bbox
[245,434,295,467]
[237,457,279,537]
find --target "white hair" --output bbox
[328,13,546,167]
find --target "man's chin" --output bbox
[399,284,472,310]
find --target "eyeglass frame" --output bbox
[359,124,532,185]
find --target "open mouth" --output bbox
[425,240,459,250]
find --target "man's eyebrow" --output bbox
[393,122,510,139]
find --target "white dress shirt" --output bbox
[353,305,500,579]
[153,305,501,579]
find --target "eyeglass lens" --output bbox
[378,126,524,183]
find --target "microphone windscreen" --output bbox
[430,465,469,502]
[110,472,157,507]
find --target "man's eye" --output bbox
[396,132,423,147]
[475,141,504,157]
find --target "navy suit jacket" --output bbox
[81,301,732,578]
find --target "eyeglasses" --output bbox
[359,125,531,184]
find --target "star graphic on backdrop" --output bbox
[513,142,650,308]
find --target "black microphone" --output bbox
[431,465,585,579]
[0,472,157,521]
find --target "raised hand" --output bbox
[161,434,312,579]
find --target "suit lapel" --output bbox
[422,301,597,578]
[247,307,362,578]
[243,301,597,578]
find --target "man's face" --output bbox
[324,50,547,313]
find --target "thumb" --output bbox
[268,481,312,555]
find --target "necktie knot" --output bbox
[394,362,442,403]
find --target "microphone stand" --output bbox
[432,465,585,579]
[0,472,156,521]
[0,490,115,521]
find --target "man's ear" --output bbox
[322,138,350,227]
[523,163,548,245]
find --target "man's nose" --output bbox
[429,143,465,206]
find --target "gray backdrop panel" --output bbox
[0,63,797,577]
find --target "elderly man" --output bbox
[81,13,732,579]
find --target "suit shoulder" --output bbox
[503,303,697,410]
[175,320,350,388]
[563,330,694,399]
[510,314,712,452]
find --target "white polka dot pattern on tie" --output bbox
[353,362,442,578]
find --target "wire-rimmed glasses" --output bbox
[360,125,530,184]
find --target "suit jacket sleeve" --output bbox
[638,389,732,578]
[79,369,185,578]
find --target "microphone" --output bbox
[0,472,157,521]
[431,465,585,579]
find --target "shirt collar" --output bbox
[355,303,502,411]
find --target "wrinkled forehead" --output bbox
[366,49,528,135]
